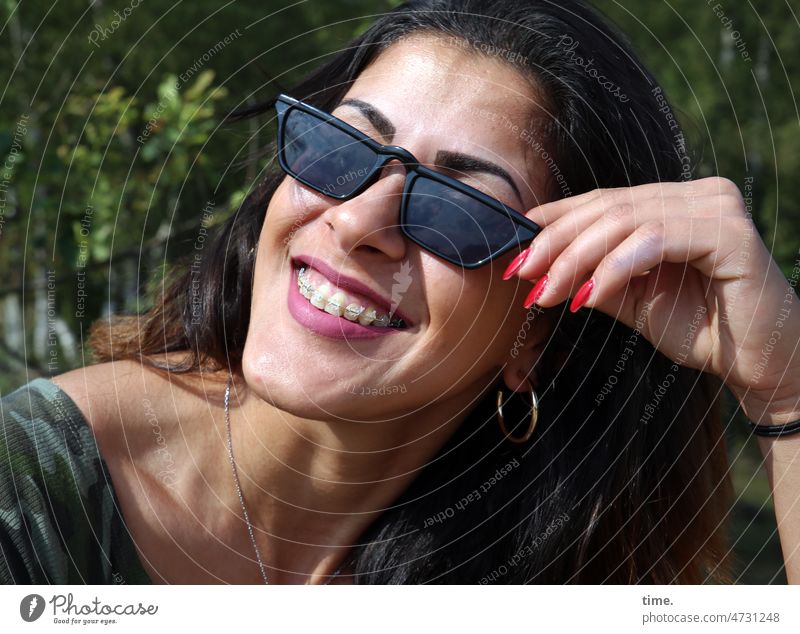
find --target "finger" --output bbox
[517,193,743,282]
[572,215,752,311]
[523,177,745,229]
[528,206,651,307]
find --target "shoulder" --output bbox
[49,352,218,457]
[0,376,105,488]
[45,356,227,583]
[1,354,218,584]
[49,356,176,437]
[0,378,99,493]
[0,375,123,583]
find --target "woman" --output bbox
[2,0,799,584]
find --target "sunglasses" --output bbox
[274,94,541,269]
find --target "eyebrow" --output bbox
[338,98,396,142]
[336,98,523,206]
[433,150,523,205]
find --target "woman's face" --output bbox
[243,33,550,421]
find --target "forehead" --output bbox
[340,34,544,207]
[348,33,534,131]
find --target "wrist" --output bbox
[734,388,800,426]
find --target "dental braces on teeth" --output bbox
[297,267,406,328]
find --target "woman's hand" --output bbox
[505,176,800,425]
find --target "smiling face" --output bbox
[242,33,553,422]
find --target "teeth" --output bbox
[299,275,313,298]
[343,303,364,321]
[358,307,377,326]
[324,292,347,317]
[310,283,329,309]
[296,265,401,328]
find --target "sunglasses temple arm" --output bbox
[513,214,542,245]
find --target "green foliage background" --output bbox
[1,0,796,583]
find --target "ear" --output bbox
[501,307,554,393]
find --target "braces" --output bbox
[297,267,407,329]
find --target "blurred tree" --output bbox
[0,0,394,384]
[595,0,799,270]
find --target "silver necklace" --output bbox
[224,377,344,584]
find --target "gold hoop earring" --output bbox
[496,384,539,444]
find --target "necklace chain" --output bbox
[224,377,344,585]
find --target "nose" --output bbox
[322,161,408,262]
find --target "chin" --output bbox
[240,344,355,420]
[244,353,420,424]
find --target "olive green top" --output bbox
[0,378,152,584]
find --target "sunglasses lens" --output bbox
[281,107,377,197]
[404,176,521,266]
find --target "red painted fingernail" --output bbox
[502,247,531,280]
[569,278,595,313]
[523,275,548,308]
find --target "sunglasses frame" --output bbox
[274,93,542,269]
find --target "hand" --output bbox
[504,177,800,424]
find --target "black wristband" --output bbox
[747,417,800,437]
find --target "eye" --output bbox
[331,111,377,141]
[440,169,513,203]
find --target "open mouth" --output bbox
[293,260,408,329]
[296,265,407,328]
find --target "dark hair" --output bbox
[90,0,733,583]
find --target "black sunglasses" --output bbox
[274,94,541,269]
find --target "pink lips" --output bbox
[287,264,404,340]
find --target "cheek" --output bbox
[424,265,521,362]
[261,177,328,247]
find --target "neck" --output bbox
[215,377,475,584]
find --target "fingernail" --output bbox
[569,278,595,313]
[502,247,531,280]
[523,275,548,308]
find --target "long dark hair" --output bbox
[90,0,733,583]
